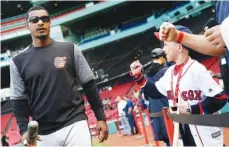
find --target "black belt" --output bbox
[166,112,229,127]
[150,111,162,118]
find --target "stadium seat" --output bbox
[7,130,21,145]
[1,113,13,134]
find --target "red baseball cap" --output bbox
[154,32,160,40]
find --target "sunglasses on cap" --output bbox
[28,16,50,23]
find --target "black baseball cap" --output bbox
[151,48,165,59]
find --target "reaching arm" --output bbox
[181,32,225,56]
[73,45,105,121]
[159,22,225,56]
[10,60,29,136]
[129,61,166,99]
[142,79,164,98]
[191,91,227,114]
[82,79,106,121]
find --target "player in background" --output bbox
[137,48,170,145]
[123,95,138,135]
[116,96,131,135]
[130,26,227,146]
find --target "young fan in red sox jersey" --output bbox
[130,26,227,146]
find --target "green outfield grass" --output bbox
[92,140,109,146]
[93,142,109,146]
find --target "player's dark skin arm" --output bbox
[11,100,29,136]
[82,79,108,142]
[11,100,41,146]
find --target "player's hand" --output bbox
[130,60,143,76]
[204,25,226,49]
[95,120,108,143]
[159,22,179,42]
[21,132,41,146]
[208,70,215,77]
[175,103,191,115]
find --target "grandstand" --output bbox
[2,0,227,146]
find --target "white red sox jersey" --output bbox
[155,57,224,147]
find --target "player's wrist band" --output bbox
[198,102,204,114]
[176,31,184,44]
[129,71,142,78]
[130,73,147,88]
[136,75,147,88]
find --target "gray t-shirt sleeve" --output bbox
[74,45,95,84]
[10,59,28,100]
